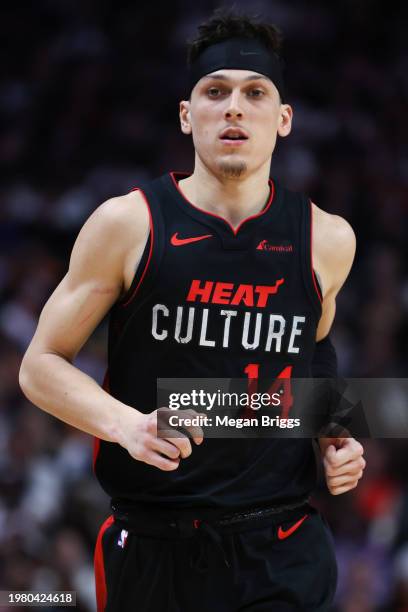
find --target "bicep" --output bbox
[28,271,120,362]
[313,209,356,340]
[316,291,336,341]
[315,245,355,340]
[24,197,139,362]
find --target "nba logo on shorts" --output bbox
[117,529,128,548]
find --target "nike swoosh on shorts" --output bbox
[277,514,309,540]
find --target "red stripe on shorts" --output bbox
[94,515,114,612]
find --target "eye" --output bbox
[207,87,222,98]
[248,88,265,98]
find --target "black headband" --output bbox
[188,37,285,100]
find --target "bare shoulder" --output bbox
[86,189,149,246]
[311,202,356,294]
[312,202,356,262]
[67,188,150,289]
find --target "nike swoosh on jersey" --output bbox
[277,514,309,540]
[171,232,213,246]
[239,50,261,56]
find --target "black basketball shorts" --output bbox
[94,504,337,612]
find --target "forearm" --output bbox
[19,352,138,444]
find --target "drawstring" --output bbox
[189,520,231,573]
[112,499,311,584]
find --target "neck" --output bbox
[177,157,272,230]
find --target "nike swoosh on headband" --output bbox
[239,50,261,56]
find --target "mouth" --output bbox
[219,127,249,146]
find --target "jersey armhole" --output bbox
[310,200,324,303]
[301,197,323,317]
[314,270,323,301]
[117,187,154,308]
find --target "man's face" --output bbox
[179,69,293,179]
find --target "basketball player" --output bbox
[19,10,366,612]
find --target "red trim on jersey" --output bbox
[170,171,275,236]
[121,187,154,308]
[93,371,110,472]
[92,438,100,472]
[309,200,323,304]
[94,514,114,612]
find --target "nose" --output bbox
[224,89,244,120]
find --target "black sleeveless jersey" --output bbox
[93,172,323,511]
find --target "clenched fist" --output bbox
[319,437,366,495]
[117,406,204,472]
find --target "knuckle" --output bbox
[141,419,151,435]
[181,444,192,458]
[132,444,145,461]
[147,418,156,433]
[139,419,148,433]
[169,446,180,459]
[140,432,150,448]
[180,437,191,451]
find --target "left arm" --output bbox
[312,203,366,495]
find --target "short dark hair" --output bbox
[187,7,283,66]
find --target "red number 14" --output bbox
[243,364,293,419]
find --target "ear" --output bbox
[179,100,192,135]
[277,104,293,138]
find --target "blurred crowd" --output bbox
[0,0,407,610]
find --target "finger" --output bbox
[157,423,195,457]
[327,471,364,488]
[151,437,181,460]
[324,445,339,468]
[329,481,359,495]
[157,408,204,445]
[324,457,366,478]
[182,427,204,443]
[181,410,205,444]
[163,433,193,459]
[345,438,364,453]
[325,444,363,469]
[338,438,364,456]
[144,450,180,471]
[325,445,337,462]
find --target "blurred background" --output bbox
[0,0,407,610]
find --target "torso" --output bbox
[93,172,323,510]
[121,187,331,310]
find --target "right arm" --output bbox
[19,191,202,470]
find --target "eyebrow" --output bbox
[203,74,271,83]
